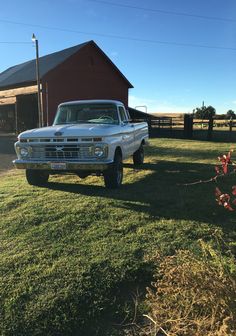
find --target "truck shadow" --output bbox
[45,159,236,233]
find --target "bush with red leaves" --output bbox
[214,150,236,211]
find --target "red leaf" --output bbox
[215,166,220,174]
[226,151,232,163]
[224,202,234,211]
[220,193,230,202]
[215,187,222,197]
[223,164,228,174]
[216,192,231,206]
[232,198,236,205]
[232,186,236,196]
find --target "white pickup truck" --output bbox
[13,100,149,188]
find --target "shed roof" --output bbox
[0,40,133,90]
[128,107,158,119]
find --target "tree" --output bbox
[204,105,216,119]
[193,106,206,119]
[193,105,216,119]
[226,110,235,119]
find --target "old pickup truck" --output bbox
[13,100,149,188]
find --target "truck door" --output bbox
[118,106,135,157]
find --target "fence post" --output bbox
[207,115,214,141]
[229,118,233,141]
[184,114,193,139]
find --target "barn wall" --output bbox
[42,43,130,125]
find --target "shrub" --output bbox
[141,243,236,336]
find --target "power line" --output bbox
[87,0,236,23]
[0,41,32,44]
[0,18,236,51]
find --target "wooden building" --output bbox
[0,40,133,132]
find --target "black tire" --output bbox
[26,169,49,186]
[133,144,144,165]
[104,151,123,189]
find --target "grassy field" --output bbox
[1,138,236,335]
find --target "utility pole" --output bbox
[32,34,43,127]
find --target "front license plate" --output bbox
[50,162,67,170]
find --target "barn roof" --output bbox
[0,40,133,90]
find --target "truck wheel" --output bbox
[133,144,144,165]
[26,169,49,186]
[104,152,123,189]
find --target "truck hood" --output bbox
[19,123,120,138]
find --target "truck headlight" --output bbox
[19,147,30,158]
[94,146,104,157]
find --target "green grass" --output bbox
[1,138,236,336]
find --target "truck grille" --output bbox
[31,144,94,160]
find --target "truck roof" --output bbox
[59,99,124,106]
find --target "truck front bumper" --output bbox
[13,159,113,171]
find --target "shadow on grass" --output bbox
[44,159,236,233]
[146,144,232,161]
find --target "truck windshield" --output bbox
[54,103,119,125]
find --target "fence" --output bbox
[133,114,236,142]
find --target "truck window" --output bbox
[54,103,119,125]
[118,107,127,122]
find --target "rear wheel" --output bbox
[133,144,144,165]
[26,169,49,186]
[104,151,123,189]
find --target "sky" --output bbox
[1,0,236,114]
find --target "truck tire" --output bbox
[26,169,49,186]
[133,144,144,165]
[104,151,123,189]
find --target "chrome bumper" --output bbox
[13,159,113,171]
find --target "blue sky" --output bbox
[1,0,236,114]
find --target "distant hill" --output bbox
[151,112,184,118]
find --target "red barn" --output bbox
[0,40,133,132]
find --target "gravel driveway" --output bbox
[0,134,17,174]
